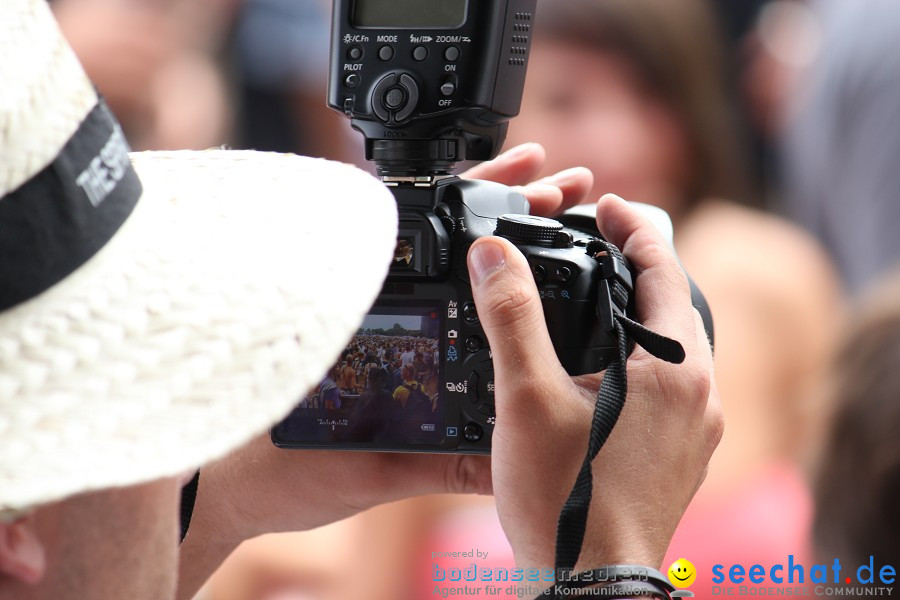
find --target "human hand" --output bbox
[468,193,722,572]
[463,143,593,217]
[175,145,594,599]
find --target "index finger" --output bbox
[460,143,545,185]
[594,194,693,335]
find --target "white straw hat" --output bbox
[0,0,397,519]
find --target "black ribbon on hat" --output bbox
[0,99,142,311]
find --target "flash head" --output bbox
[328,0,537,176]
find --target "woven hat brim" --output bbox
[0,150,398,516]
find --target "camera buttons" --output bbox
[463,302,478,323]
[463,422,483,442]
[347,46,363,61]
[378,45,394,61]
[413,46,428,61]
[394,74,420,122]
[465,335,483,353]
[385,87,406,109]
[440,80,456,97]
[556,266,573,284]
[444,46,460,62]
[532,264,546,283]
[344,74,360,89]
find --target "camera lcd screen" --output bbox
[273,305,444,447]
[352,0,466,28]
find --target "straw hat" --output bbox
[0,0,398,519]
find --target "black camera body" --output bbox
[272,0,645,453]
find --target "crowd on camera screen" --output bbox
[304,335,441,419]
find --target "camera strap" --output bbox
[550,239,686,597]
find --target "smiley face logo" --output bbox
[668,558,697,588]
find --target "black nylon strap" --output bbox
[179,471,200,542]
[548,240,686,598]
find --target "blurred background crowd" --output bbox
[49,0,900,598]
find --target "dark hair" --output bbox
[536,0,751,207]
[813,272,900,566]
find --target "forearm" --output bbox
[176,526,238,600]
[175,467,241,600]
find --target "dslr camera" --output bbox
[273,0,700,454]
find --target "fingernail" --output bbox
[469,241,507,286]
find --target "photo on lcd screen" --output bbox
[274,306,443,446]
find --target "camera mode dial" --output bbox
[495,215,564,247]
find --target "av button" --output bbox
[463,302,479,323]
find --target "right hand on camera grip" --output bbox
[467,193,723,573]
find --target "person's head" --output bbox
[813,272,900,567]
[0,3,398,598]
[0,476,187,600]
[402,364,416,382]
[506,0,748,218]
[367,367,384,389]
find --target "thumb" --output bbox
[467,238,568,399]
